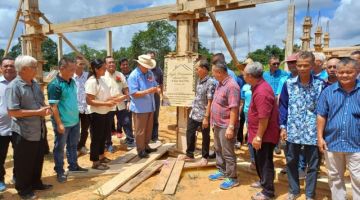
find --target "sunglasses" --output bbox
[271,63,280,66]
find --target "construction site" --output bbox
[1,0,359,199]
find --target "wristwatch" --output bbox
[228,125,235,130]
[255,136,262,142]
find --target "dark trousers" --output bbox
[286,142,319,198]
[105,111,116,147]
[151,93,160,141]
[185,118,210,159]
[90,113,110,161]
[43,119,50,154]
[254,143,276,198]
[77,113,90,150]
[116,109,134,144]
[0,135,15,182]
[12,132,44,196]
[237,108,245,143]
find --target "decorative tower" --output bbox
[323,20,330,48]
[301,0,312,51]
[314,26,323,52]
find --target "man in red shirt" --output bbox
[244,62,280,200]
[208,62,240,190]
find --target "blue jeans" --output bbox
[52,122,80,174]
[298,147,306,171]
[286,142,319,198]
[116,109,134,144]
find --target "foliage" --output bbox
[42,37,58,71]
[248,45,285,66]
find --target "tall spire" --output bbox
[306,0,311,17]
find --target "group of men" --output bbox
[182,51,360,200]
[0,51,163,199]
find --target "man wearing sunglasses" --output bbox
[263,56,289,95]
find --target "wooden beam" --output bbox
[106,30,112,57]
[57,36,63,62]
[94,143,175,198]
[4,0,23,56]
[163,156,185,195]
[43,5,179,34]
[118,160,163,193]
[208,12,242,70]
[284,2,295,71]
[153,157,176,191]
[42,0,281,35]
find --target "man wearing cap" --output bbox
[128,55,160,158]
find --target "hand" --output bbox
[147,87,158,94]
[57,123,65,134]
[114,94,128,103]
[280,129,287,141]
[202,118,209,129]
[252,137,262,150]
[318,137,328,153]
[38,106,52,117]
[126,102,130,111]
[106,100,117,107]
[225,127,234,140]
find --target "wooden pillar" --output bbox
[106,30,113,56]
[285,1,295,71]
[57,36,63,62]
[22,0,45,81]
[21,36,27,55]
[175,0,199,152]
[314,26,323,52]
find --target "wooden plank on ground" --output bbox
[153,157,176,191]
[109,142,162,165]
[119,160,163,193]
[163,156,185,195]
[94,143,175,197]
[183,160,216,169]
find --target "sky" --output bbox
[0,0,359,61]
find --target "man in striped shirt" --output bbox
[317,58,360,200]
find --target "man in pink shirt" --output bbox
[244,62,280,200]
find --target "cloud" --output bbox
[1,0,359,62]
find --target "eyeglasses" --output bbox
[327,65,337,69]
[271,63,280,66]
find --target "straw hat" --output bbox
[135,55,156,69]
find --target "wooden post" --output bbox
[175,0,199,153]
[106,30,113,56]
[57,36,63,62]
[285,1,295,71]
[21,36,27,55]
[23,0,45,81]
[4,0,23,56]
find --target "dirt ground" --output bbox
[0,107,332,200]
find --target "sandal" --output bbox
[251,192,273,200]
[100,157,112,163]
[250,181,262,188]
[178,155,195,162]
[92,163,110,170]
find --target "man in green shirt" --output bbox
[48,57,88,183]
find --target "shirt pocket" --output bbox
[216,94,228,107]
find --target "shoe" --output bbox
[20,192,37,200]
[250,162,256,170]
[57,173,67,183]
[219,178,239,190]
[274,147,281,155]
[286,193,300,200]
[0,181,6,192]
[92,163,110,170]
[250,181,261,188]
[138,151,149,158]
[69,165,89,173]
[199,158,208,166]
[251,192,273,200]
[299,170,306,180]
[208,170,225,181]
[280,167,287,174]
[106,145,114,153]
[235,142,241,149]
[100,157,112,164]
[33,183,53,191]
[178,155,195,162]
[79,146,88,155]
[145,148,157,153]
[208,151,216,159]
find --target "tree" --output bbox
[42,37,58,71]
[248,45,285,65]
[7,38,22,59]
[128,20,176,69]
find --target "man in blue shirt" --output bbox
[279,51,326,200]
[128,55,159,158]
[317,58,360,200]
[263,55,289,95]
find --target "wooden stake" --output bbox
[4,0,23,56]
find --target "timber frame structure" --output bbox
[5,0,282,152]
